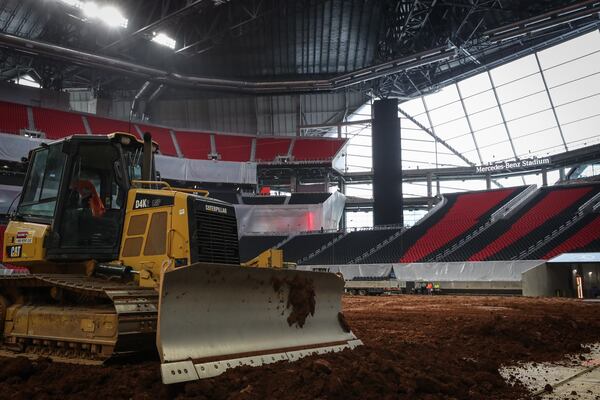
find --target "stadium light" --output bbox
[151,32,176,50]
[12,74,40,88]
[58,0,128,29]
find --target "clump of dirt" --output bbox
[272,274,316,328]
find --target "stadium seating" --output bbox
[301,227,402,265]
[0,101,346,164]
[528,213,600,259]
[279,232,342,263]
[255,138,291,162]
[32,107,86,139]
[213,134,253,162]
[399,188,518,262]
[292,138,345,161]
[137,124,177,156]
[239,235,287,262]
[174,131,213,159]
[0,101,28,134]
[544,215,600,258]
[358,188,524,264]
[459,184,599,261]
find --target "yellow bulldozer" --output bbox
[0,132,361,384]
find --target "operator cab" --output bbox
[15,133,157,262]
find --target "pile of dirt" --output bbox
[272,274,316,328]
[0,295,598,399]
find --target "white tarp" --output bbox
[0,132,48,161]
[0,132,257,185]
[298,260,544,282]
[548,253,600,263]
[235,191,346,235]
[155,155,257,185]
[391,260,544,282]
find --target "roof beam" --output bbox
[534,52,568,151]
[455,82,483,164]
[398,106,475,167]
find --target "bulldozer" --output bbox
[0,132,361,384]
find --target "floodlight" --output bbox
[81,1,99,18]
[12,74,40,88]
[151,32,176,50]
[58,0,128,29]
[97,5,128,28]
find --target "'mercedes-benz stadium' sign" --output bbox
[475,157,551,174]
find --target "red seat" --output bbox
[137,124,177,156]
[255,138,291,162]
[468,187,593,261]
[0,101,28,134]
[214,135,253,162]
[292,138,345,161]
[400,188,516,262]
[543,215,600,259]
[32,107,86,139]
[175,131,212,159]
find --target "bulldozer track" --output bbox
[0,274,158,362]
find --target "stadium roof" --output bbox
[343,30,600,177]
[1,0,599,95]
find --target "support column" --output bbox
[559,168,566,182]
[339,178,346,230]
[290,174,298,193]
[426,172,433,210]
[542,169,548,187]
[372,99,403,227]
[486,174,492,190]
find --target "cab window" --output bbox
[59,143,125,249]
[18,145,66,219]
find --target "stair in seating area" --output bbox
[466,184,600,261]
[429,185,535,262]
[541,213,600,258]
[398,187,520,263]
[278,231,344,263]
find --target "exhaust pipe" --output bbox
[142,132,153,181]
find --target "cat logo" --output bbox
[7,245,21,258]
[205,204,228,214]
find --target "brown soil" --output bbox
[0,295,599,400]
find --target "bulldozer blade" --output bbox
[157,263,362,384]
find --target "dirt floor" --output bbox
[0,295,599,400]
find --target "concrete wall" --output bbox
[146,91,367,135]
[522,263,575,297]
[0,81,69,110]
